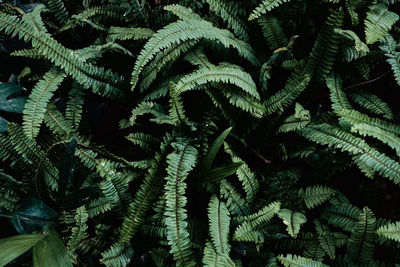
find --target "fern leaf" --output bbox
[220,180,250,217]
[380,35,400,87]
[100,244,134,267]
[299,123,400,184]
[258,16,287,51]
[277,254,328,267]
[23,69,66,139]
[346,207,376,263]
[119,134,172,243]
[22,5,48,34]
[208,195,231,256]
[377,221,400,242]
[131,5,259,89]
[349,92,394,120]
[202,241,235,267]
[66,206,89,256]
[300,185,335,209]
[314,220,336,259]
[233,201,280,242]
[278,103,311,133]
[322,204,360,232]
[66,84,85,130]
[107,26,154,42]
[364,4,399,44]
[325,72,352,111]
[164,140,198,266]
[278,209,307,238]
[249,0,291,21]
[265,72,311,115]
[48,0,69,24]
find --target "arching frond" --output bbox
[364,4,399,44]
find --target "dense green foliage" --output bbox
[1,0,400,266]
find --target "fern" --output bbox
[314,220,336,259]
[131,5,259,89]
[100,244,134,267]
[377,221,400,243]
[106,26,154,42]
[349,92,394,120]
[299,123,400,184]
[22,69,66,139]
[249,0,292,21]
[346,207,376,263]
[277,254,328,267]
[258,16,287,51]
[379,35,400,87]
[325,72,352,111]
[364,4,399,44]
[48,0,69,24]
[65,84,85,130]
[278,209,307,238]
[300,185,335,209]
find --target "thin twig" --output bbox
[344,70,391,89]
[249,146,271,164]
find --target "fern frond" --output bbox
[22,4,48,34]
[23,68,66,139]
[126,133,159,152]
[346,207,376,263]
[0,12,122,98]
[337,109,400,136]
[322,204,360,232]
[107,26,154,42]
[207,0,249,41]
[66,206,89,256]
[299,123,400,184]
[100,244,134,267]
[314,220,336,259]
[258,16,287,51]
[351,123,400,156]
[377,221,400,243]
[364,4,399,44]
[277,254,328,267]
[277,209,307,238]
[48,0,69,24]
[202,241,235,267]
[164,140,198,267]
[131,5,259,89]
[249,0,292,21]
[118,134,172,244]
[208,195,231,256]
[380,35,400,87]
[233,201,280,242]
[66,84,85,130]
[300,185,335,209]
[349,92,393,120]
[305,9,344,81]
[0,189,19,211]
[265,72,311,115]
[220,180,250,217]
[325,72,352,111]
[44,104,74,137]
[278,103,311,133]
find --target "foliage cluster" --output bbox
[1,0,400,266]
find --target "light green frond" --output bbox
[202,241,235,267]
[364,4,399,44]
[377,221,400,243]
[23,69,66,139]
[278,103,311,133]
[164,140,198,267]
[22,4,48,34]
[380,35,400,87]
[208,195,231,256]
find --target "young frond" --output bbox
[346,207,376,263]
[364,4,399,44]
[23,69,66,139]
[377,221,400,243]
[248,0,291,21]
[300,185,335,209]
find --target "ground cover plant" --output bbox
[1,0,400,266]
